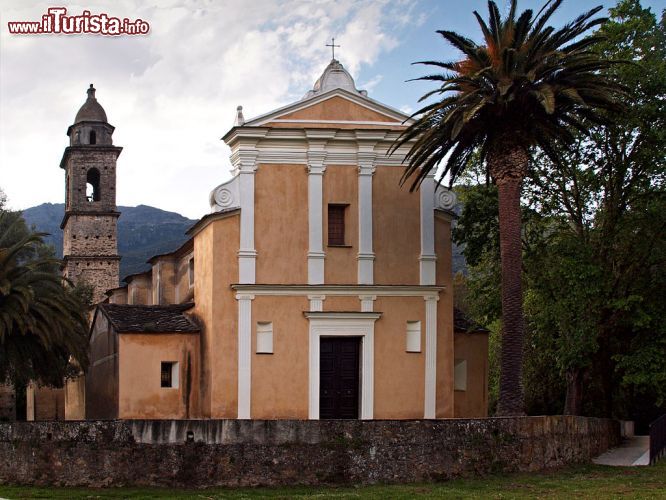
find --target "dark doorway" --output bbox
[320,337,360,419]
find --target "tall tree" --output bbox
[453,1,665,423]
[0,204,90,387]
[524,0,666,417]
[393,0,625,415]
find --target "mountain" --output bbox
[21,203,196,279]
[21,203,467,280]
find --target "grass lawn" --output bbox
[0,461,664,499]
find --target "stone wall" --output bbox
[0,416,620,488]
[63,215,118,256]
[63,258,120,304]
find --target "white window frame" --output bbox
[305,312,380,420]
[161,361,179,389]
[454,358,468,391]
[406,320,421,352]
[256,321,273,354]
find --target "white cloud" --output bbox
[0,0,421,219]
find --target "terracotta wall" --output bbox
[323,165,358,284]
[118,333,200,419]
[192,214,239,418]
[27,385,65,421]
[108,287,128,304]
[255,164,308,284]
[435,212,455,418]
[85,313,118,419]
[174,252,194,303]
[127,275,152,305]
[372,166,421,285]
[373,296,425,418]
[153,260,176,305]
[454,332,489,418]
[251,296,310,419]
[64,376,86,420]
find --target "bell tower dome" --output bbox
[60,84,122,303]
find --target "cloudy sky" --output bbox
[1,0,664,219]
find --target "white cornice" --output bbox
[304,311,382,320]
[231,284,444,297]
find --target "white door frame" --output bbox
[305,312,380,420]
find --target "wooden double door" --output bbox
[319,337,360,419]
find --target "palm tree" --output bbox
[393,0,625,415]
[0,223,89,387]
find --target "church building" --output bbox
[79,57,488,420]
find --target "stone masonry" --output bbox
[60,86,122,304]
[0,416,621,488]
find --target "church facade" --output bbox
[81,59,489,420]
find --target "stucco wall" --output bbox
[192,214,239,418]
[27,385,64,421]
[373,296,425,418]
[127,275,152,305]
[255,163,308,284]
[85,313,119,419]
[454,332,489,418]
[323,165,358,284]
[174,252,194,303]
[435,212,455,418]
[251,296,310,419]
[373,166,421,285]
[64,376,85,421]
[118,333,200,419]
[108,287,128,304]
[0,417,621,488]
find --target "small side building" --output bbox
[453,309,490,418]
[86,303,200,419]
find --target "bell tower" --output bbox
[60,84,122,303]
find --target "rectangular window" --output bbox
[256,322,273,354]
[188,257,194,288]
[454,359,468,391]
[328,204,346,246]
[406,321,421,352]
[160,361,179,388]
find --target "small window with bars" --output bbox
[161,361,179,388]
[328,204,347,246]
[188,257,194,288]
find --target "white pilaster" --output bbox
[236,149,258,284]
[307,144,327,284]
[236,293,254,419]
[419,173,437,285]
[357,147,376,285]
[424,295,439,418]
[308,294,326,312]
[359,294,376,312]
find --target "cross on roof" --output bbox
[326,37,340,60]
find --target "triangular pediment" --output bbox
[244,88,411,128]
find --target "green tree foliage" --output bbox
[455,1,665,424]
[394,0,625,415]
[0,191,90,388]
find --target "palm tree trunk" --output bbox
[496,177,526,416]
[490,141,528,417]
